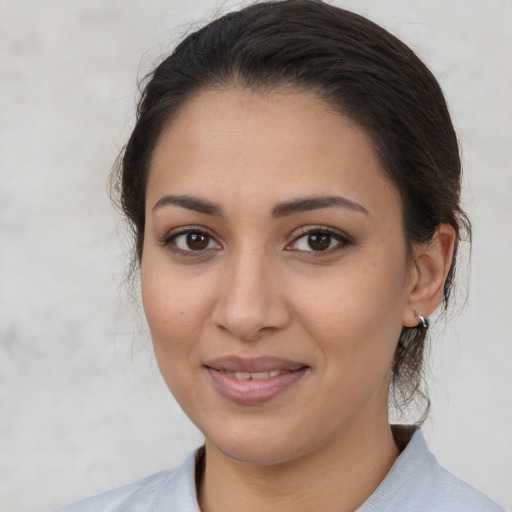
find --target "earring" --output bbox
[414,310,429,329]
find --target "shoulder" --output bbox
[51,470,173,512]
[422,461,506,512]
[359,427,507,512]
[51,451,200,512]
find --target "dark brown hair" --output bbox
[114,0,470,416]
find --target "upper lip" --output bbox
[204,356,308,373]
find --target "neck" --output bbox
[198,418,400,512]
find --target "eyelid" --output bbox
[286,225,352,252]
[159,225,222,253]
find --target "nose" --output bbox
[211,249,291,341]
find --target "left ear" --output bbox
[402,223,457,327]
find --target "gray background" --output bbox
[1,1,511,510]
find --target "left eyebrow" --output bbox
[271,195,369,218]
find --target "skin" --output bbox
[141,88,455,512]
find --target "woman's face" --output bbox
[141,88,415,465]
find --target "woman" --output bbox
[55,1,505,510]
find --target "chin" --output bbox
[211,437,308,466]
[201,415,329,467]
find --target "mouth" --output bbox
[203,356,310,405]
[223,369,290,380]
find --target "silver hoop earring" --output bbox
[414,311,429,329]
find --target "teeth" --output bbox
[251,372,271,380]
[232,370,282,380]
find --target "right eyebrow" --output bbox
[152,194,223,216]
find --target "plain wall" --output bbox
[0,1,511,510]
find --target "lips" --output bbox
[204,356,309,405]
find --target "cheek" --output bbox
[140,251,211,361]
[292,251,408,377]
[296,263,407,340]
[140,261,213,412]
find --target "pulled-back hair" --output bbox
[114,0,470,417]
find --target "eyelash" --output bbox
[159,225,351,257]
[287,226,352,256]
[160,227,221,257]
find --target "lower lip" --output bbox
[205,367,308,405]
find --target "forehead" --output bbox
[147,87,400,219]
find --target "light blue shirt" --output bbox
[53,429,506,511]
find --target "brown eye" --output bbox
[289,228,350,253]
[169,230,220,252]
[187,232,209,250]
[307,233,331,251]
